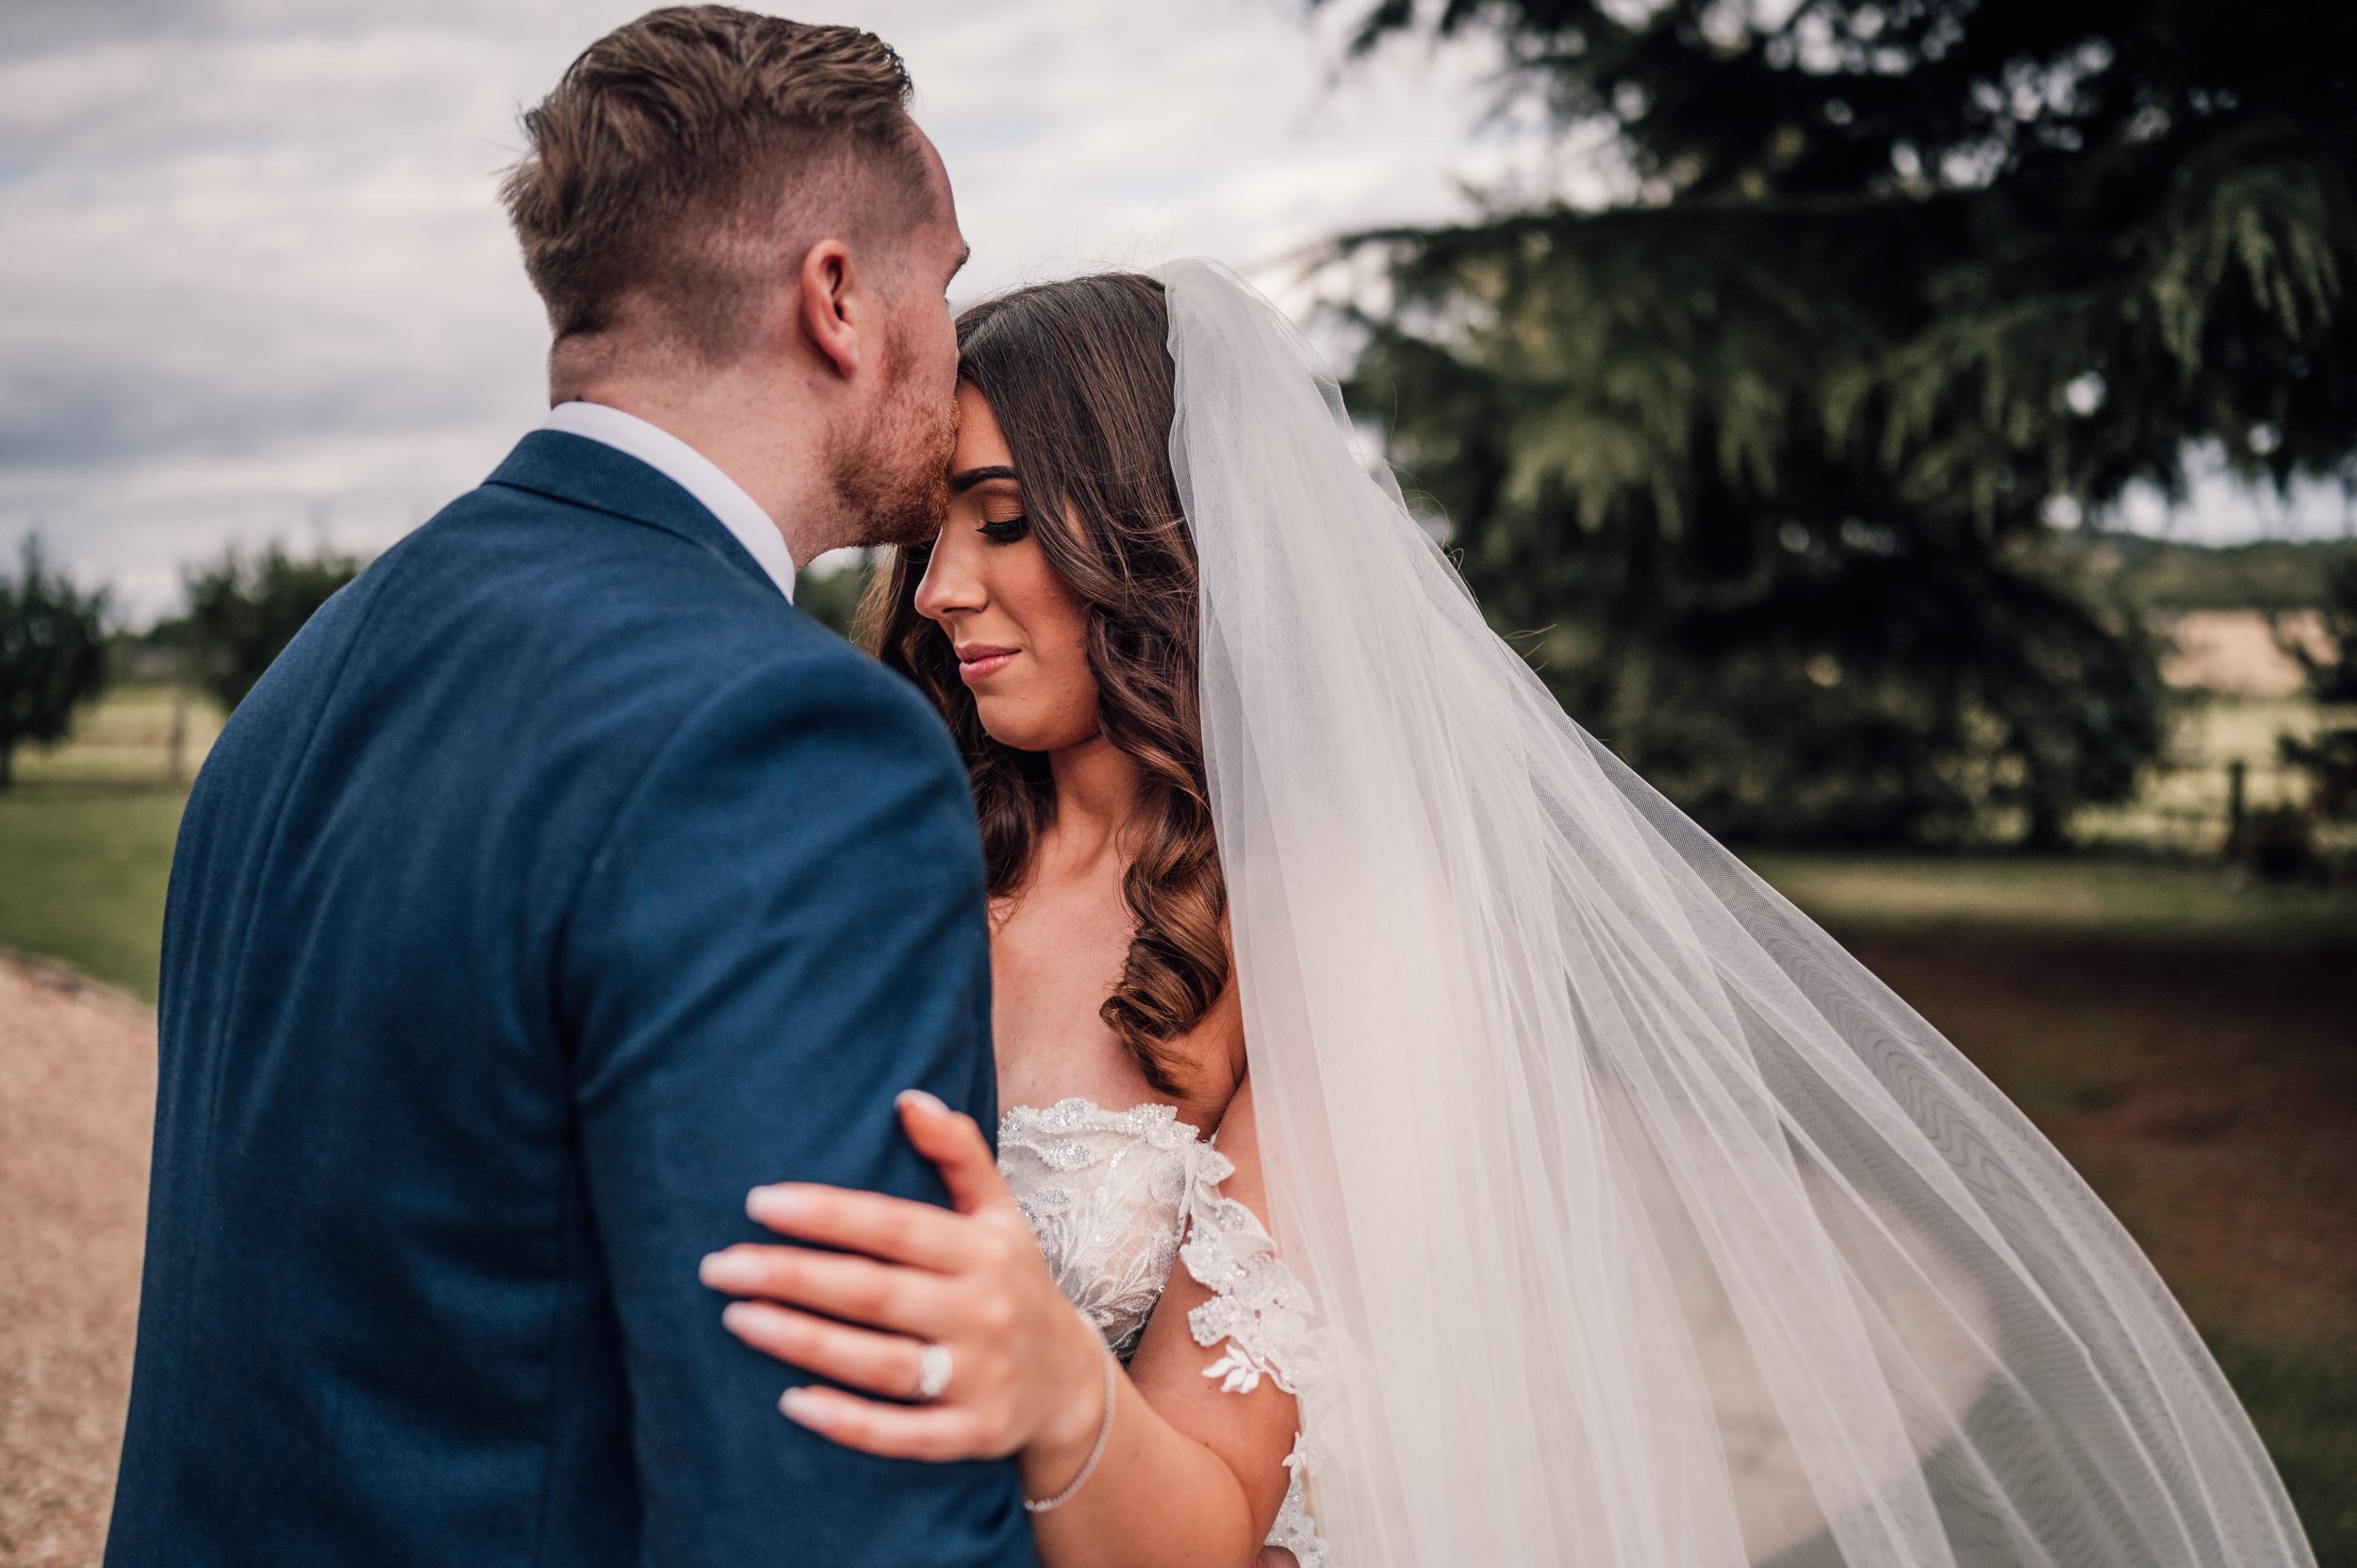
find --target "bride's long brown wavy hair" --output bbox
[857,272,1225,1098]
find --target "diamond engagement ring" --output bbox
[915,1342,953,1403]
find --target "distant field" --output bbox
[2075,692,2356,858]
[12,684,221,791]
[2072,532,2357,613]
[2160,608,2331,697]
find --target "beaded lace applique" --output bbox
[998,1098,1203,1359]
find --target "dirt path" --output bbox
[0,953,154,1568]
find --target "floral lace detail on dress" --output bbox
[999,1097,1331,1566]
[1266,1437,1332,1568]
[1178,1145,1327,1397]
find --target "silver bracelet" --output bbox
[1024,1338,1118,1514]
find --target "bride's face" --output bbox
[915,384,1101,753]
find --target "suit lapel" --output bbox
[483,430,783,599]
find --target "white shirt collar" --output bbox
[541,401,798,602]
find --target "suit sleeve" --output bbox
[558,648,1038,1568]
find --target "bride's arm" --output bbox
[698,1083,1299,1568]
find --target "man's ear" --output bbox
[796,239,860,381]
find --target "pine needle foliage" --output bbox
[1325,0,2353,845]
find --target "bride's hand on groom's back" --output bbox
[698,1092,1110,1474]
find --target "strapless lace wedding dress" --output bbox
[998,1098,1330,1567]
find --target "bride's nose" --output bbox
[914,536,984,622]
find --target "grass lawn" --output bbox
[0,785,187,1000]
[1747,848,2357,945]
[0,685,215,1000]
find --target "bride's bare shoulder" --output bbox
[1208,1071,1269,1211]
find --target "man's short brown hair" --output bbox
[502,7,931,361]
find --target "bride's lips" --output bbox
[956,644,1019,685]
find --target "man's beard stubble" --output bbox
[828,323,955,551]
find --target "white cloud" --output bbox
[2104,445,2357,545]
[2,0,1568,616]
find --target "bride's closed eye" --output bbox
[979,515,1030,544]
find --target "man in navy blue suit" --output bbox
[104,10,1038,1566]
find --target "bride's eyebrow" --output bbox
[949,465,1018,494]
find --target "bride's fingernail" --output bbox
[699,1250,761,1290]
[780,1386,824,1424]
[747,1185,806,1225]
[898,1089,948,1116]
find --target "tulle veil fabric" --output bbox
[1155,256,2313,1568]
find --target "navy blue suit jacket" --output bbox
[105,432,1041,1568]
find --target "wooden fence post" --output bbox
[167,683,188,789]
[2224,759,2247,860]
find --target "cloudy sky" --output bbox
[2,1,2347,619]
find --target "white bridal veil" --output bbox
[1156,256,2313,1568]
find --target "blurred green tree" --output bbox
[1324,0,2351,845]
[794,556,877,640]
[183,544,362,713]
[0,536,109,791]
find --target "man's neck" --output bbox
[560,372,838,566]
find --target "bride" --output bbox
[696,259,2315,1568]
